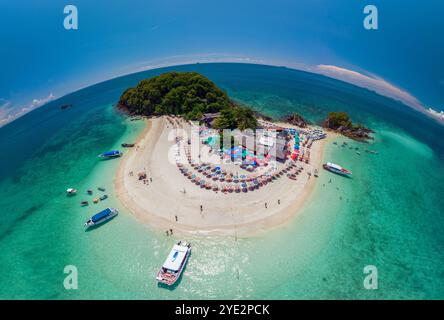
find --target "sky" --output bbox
[1,0,443,125]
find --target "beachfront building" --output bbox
[232,130,288,162]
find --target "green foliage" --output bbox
[326,111,352,128]
[119,72,229,118]
[119,72,257,130]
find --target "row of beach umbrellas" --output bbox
[177,159,300,193]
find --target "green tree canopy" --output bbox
[118,72,257,130]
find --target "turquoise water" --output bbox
[0,63,443,299]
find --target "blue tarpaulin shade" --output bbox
[92,208,112,223]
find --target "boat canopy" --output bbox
[162,244,188,272]
[91,208,112,223]
[101,150,121,157]
[326,162,342,170]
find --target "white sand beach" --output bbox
[114,117,329,237]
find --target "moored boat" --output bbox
[60,104,72,110]
[99,194,108,201]
[80,201,89,206]
[156,241,191,286]
[84,207,118,229]
[66,188,77,195]
[98,150,122,158]
[323,162,352,176]
[121,143,135,148]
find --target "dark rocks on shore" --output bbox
[281,113,310,128]
[322,111,373,141]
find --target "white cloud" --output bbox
[313,64,424,111]
[0,93,55,127]
[427,107,444,121]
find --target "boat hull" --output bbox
[323,163,352,177]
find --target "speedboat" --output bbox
[323,162,352,177]
[156,241,191,286]
[84,207,118,229]
[98,150,122,158]
[66,188,77,195]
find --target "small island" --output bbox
[118,72,257,130]
[114,72,331,236]
[323,111,373,141]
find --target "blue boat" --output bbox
[84,207,118,229]
[98,150,122,158]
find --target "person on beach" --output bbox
[170,229,173,235]
[278,199,280,205]
[265,202,268,209]
[200,205,203,212]
[175,215,178,222]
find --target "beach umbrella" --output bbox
[235,185,241,193]
[212,184,219,191]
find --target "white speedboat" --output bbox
[323,162,352,176]
[66,188,77,195]
[156,241,191,286]
[84,207,118,229]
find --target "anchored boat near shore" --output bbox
[84,207,118,229]
[98,150,122,158]
[323,162,352,177]
[156,241,191,286]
